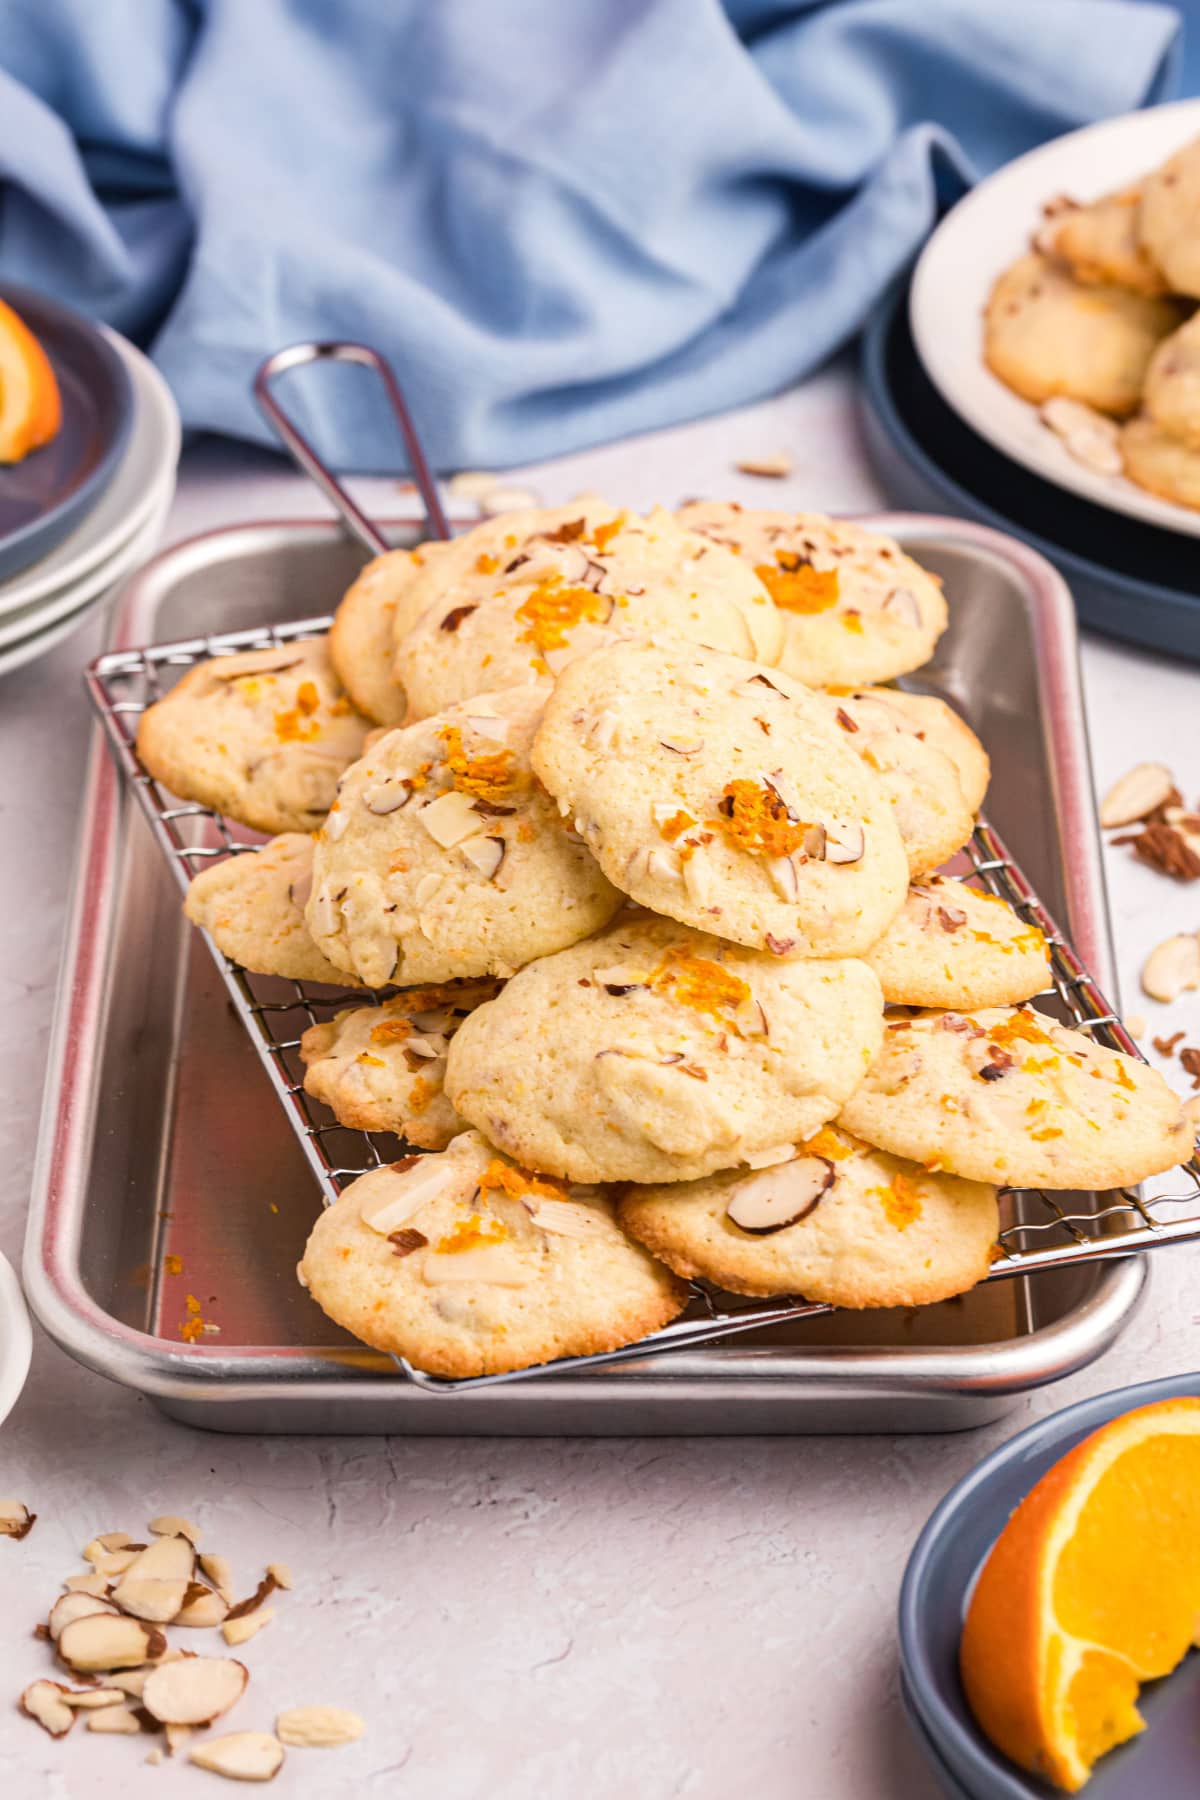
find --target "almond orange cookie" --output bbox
[1041,186,1168,296]
[618,1124,998,1305]
[298,1130,688,1377]
[328,542,452,726]
[863,878,1051,1008]
[819,691,977,877]
[136,638,371,836]
[824,686,990,814]
[306,685,622,987]
[531,638,909,959]
[838,1006,1191,1188]
[677,501,947,686]
[300,980,499,1148]
[393,500,782,720]
[184,833,362,986]
[961,1396,1200,1790]
[444,914,884,1184]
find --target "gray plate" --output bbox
[900,1373,1200,1797]
[24,515,1147,1434]
[0,286,134,582]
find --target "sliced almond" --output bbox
[141,1656,248,1727]
[149,1514,202,1546]
[189,1732,285,1782]
[358,1159,455,1235]
[446,469,499,500]
[64,1573,112,1597]
[682,852,714,908]
[224,1572,280,1622]
[265,1563,294,1592]
[645,847,682,882]
[825,823,865,866]
[108,1650,183,1699]
[62,1686,126,1710]
[422,1244,534,1286]
[276,1706,364,1748]
[480,486,540,517]
[222,1607,275,1647]
[766,855,799,902]
[1124,1013,1147,1039]
[111,1532,195,1622]
[48,1590,120,1641]
[881,587,924,629]
[0,1499,35,1540]
[413,871,444,908]
[20,1680,76,1737]
[659,738,703,756]
[420,789,487,848]
[87,1704,143,1735]
[1099,761,1177,829]
[735,452,792,479]
[1141,932,1200,1003]
[58,1612,167,1673]
[363,779,412,815]
[85,1531,138,1558]
[742,1142,798,1170]
[91,1547,142,1577]
[166,1722,195,1756]
[176,1582,230,1628]
[587,708,621,751]
[199,1554,237,1606]
[464,712,510,742]
[460,835,505,880]
[529,1199,612,1239]
[726,1156,835,1233]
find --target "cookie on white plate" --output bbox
[184,834,362,987]
[677,501,947,687]
[136,638,371,835]
[1121,413,1200,508]
[298,1130,688,1377]
[394,500,783,720]
[307,684,622,987]
[300,979,499,1149]
[444,913,885,1184]
[618,1124,999,1306]
[1042,187,1168,297]
[1138,136,1200,299]
[838,1006,1192,1189]
[531,638,909,958]
[864,877,1051,1008]
[1143,314,1200,451]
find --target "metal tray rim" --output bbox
[25,511,1147,1419]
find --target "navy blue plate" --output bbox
[861,282,1200,664]
[899,1372,1200,1798]
[0,286,133,583]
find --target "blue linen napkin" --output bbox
[0,0,1184,472]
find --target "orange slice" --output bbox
[960,1395,1200,1791]
[0,296,62,463]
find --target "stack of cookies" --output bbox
[138,500,1193,1376]
[984,133,1200,508]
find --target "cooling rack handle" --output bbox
[254,341,451,552]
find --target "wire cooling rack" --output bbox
[87,616,1200,1393]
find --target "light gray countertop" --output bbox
[1,364,1198,1799]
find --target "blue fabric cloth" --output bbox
[0,0,1186,471]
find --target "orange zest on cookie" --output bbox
[754,557,839,613]
[712,779,808,857]
[436,723,521,802]
[370,1017,413,1045]
[479,1159,565,1205]
[515,576,610,653]
[872,1171,923,1229]
[435,1216,509,1254]
[590,514,625,554]
[649,947,750,1019]
[798,1126,854,1162]
[273,681,324,742]
[658,808,697,842]
[988,1011,1055,1052]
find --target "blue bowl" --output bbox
[0,285,134,583]
[899,1372,1200,1798]
[861,282,1200,663]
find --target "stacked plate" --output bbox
[0,287,180,679]
[863,99,1200,662]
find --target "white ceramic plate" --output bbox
[0,496,172,676]
[0,485,174,651]
[0,1252,32,1429]
[910,98,1200,539]
[0,327,180,619]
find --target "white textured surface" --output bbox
[1,362,1198,1799]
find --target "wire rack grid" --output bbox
[86,616,1200,1393]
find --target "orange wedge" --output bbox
[960,1396,1200,1791]
[0,296,61,463]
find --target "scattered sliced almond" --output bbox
[64,1573,111,1597]
[446,469,499,500]
[20,1680,76,1738]
[276,1705,364,1748]
[90,1548,143,1578]
[141,1656,248,1727]
[108,1651,183,1699]
[735,452,792,479]
[1125,1014,1147,1039]
[222,1607,275,1647]
[84,1532,137,1560]
[166,1722,194,1756]
[1141,932,1200,1003]
[479,486,539,516]
[111,1532,195,1623]
[48,1590,120,1641]
[149,1515,202,1546]
[418,788,488,848]
[0,1499,36,1540]
[726,1157,835,1234]
[1099,761,1177,829]
[1040,397,1122,474]
[189,1731,285,1782]
[176,1582,230,1628]
[225,1573,279,1622]
[265,1563,293,1592]
[199,1553,237,1606]
[62,1686,126,1710]
[87,1704,143,1735]
[58,1612,167,1673]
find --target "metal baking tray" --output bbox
[26,513,1154,1434]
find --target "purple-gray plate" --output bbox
[0,285,133,583]
[899,1371,1200,1798]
